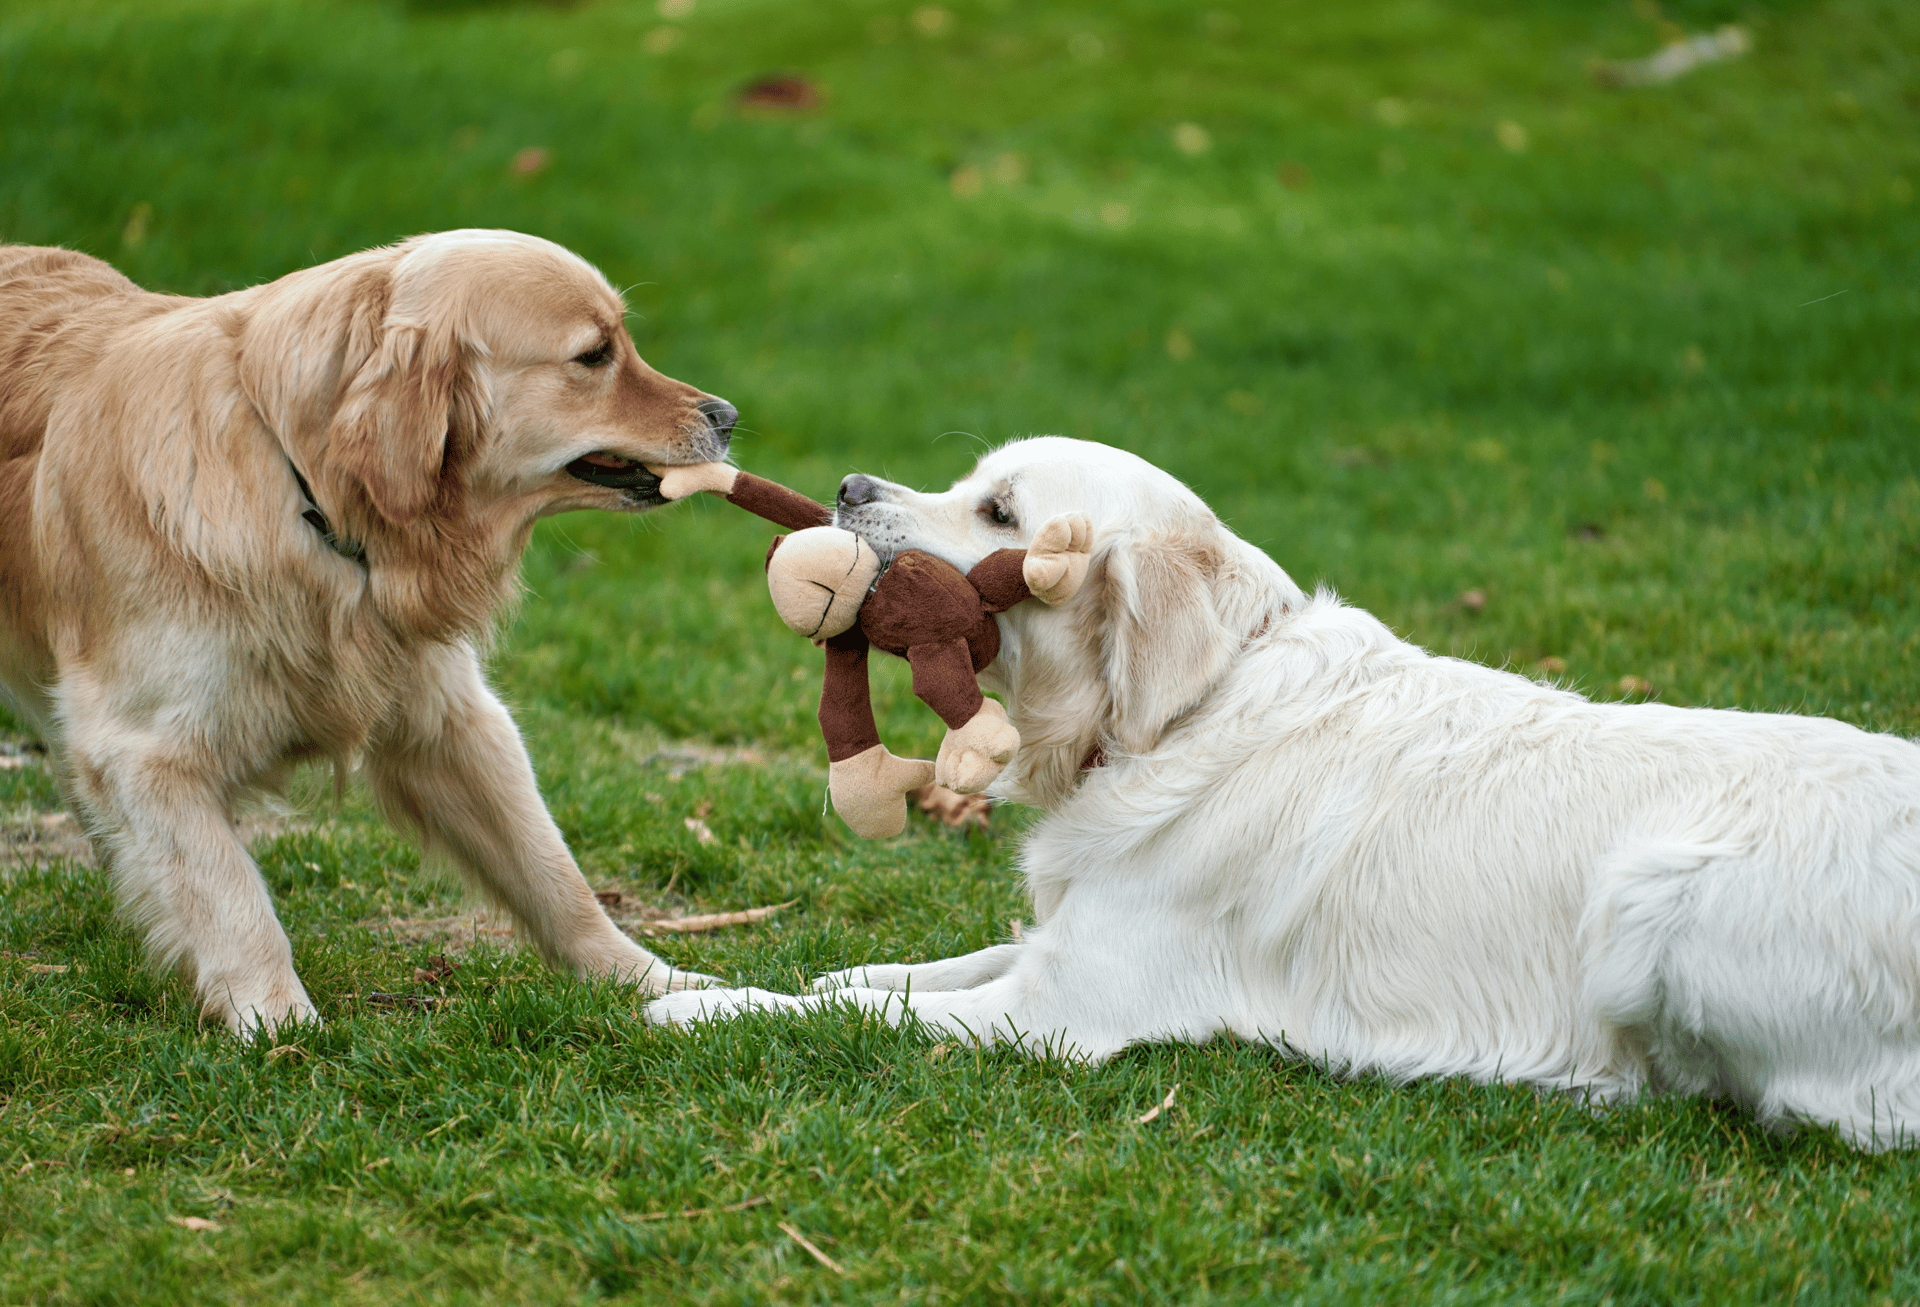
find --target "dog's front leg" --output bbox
[367,648,707,995]
[653,929,1159,1061]
[647,977,1126,1059]
[808,943,1025,993]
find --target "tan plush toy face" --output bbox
[767,526,883,640]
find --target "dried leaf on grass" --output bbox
[643,900,798,936]
[412,954,458,985]
[1593,25,1750,87]
[168,1216,222,1232]
[1136,1083,1180,1125]
[737,75,821,112]
[912,783,992,830]
[683,817,716,844]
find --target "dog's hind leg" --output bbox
[1588,829,1920,1149]
[653,913,1203,1061]
[366,645,712,995]
[60,701,315,1035]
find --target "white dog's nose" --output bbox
[838,473,881,507]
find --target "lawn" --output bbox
[2,0,1918,1300]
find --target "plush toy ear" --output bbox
[326,320,469,526]
[1095,523,1239,755]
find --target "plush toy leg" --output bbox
[934,698,1021,794]
[829,744,937,839]
[1022,513,1093,605]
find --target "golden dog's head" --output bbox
[237,229,732,636]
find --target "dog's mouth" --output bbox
[567,451,663,498]
[831,506,905,563]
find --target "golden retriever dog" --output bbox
[652,436,1920,1150]
[0,230,730,1033]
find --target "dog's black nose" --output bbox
[697,397,738,441]
[838,473,881,507]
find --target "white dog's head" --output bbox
[834,437,1304,807]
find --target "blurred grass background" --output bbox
[2,0,1918,1301]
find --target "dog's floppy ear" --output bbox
[326,309,473,526]
[1095,522,1241,755]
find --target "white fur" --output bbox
[648,437,1920,1150]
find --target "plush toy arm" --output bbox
[967,549,1033,614]
[829,746,936,839]
[646,463,832,532]
[907,637,986,730]
[819,633,883,761]
[728,471,833,532]
[1021,512,1093,605]
[910,639,1020,795]
[934,698,1019,794]
[820,634,935,838]
[650,461,739,500]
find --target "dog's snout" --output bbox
[697,397,738,441]
[838,473,881,507]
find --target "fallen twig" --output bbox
[1136,1083,1180,1125]
[778,1220,846,1275]
[635,1194,770,1223]
[643,900,798,936]
[364,991,447,1013]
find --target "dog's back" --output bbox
[0,247,173,709]
[0,246,162,460]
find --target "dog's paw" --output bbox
[663,966,723,991]
[809,964,913,993]
[645,986,802,1027]
[934,699,1019,794]
[207,977,321,1039]
[1023,512,1093,605]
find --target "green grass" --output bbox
[2,0,1918,1299]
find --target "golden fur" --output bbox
[0,230,728,1032]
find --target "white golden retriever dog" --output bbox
[1,231,729,1033]
[651,436,1920,1149]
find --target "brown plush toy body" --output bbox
[651,463,1089,837]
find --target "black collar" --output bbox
[289,463,365,564]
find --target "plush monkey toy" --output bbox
[650,463,1090,838]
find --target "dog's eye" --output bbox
[981,499,1016,528]
[572,339,614,368]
